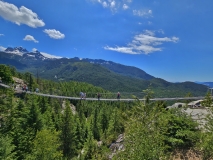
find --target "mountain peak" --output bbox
[3,46,62,60]
[5,46,28,56]
[24,51,47,61]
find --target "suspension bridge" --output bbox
[0,83,206,101]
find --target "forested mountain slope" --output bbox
[23,59,207,97]
[0,48,208,97]
[82,58,155,80]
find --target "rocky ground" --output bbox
[183,107,211,129]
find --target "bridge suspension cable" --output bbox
[0,83,206,102]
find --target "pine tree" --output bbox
[116,101,167,160]
[75,117,86,150]
[38,97,49,114]
[60,100,77,159]
[8,101,35,160]
[27,96,42,133]
[199,92,213,159]
[82,123,97,160]
[27,129,62,160]
[92,106,101,140]
[0,134,15,160]
[202,91,212,108]
[0,64,13,83]
[106,107,124,143]
[42,106,55,130]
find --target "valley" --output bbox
[0,63,213,159]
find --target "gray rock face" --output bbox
[183,107,210,129]
[108,134,124,159]
[61,101,76,115]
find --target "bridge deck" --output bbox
[0,83,205,101]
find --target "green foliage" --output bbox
[143,86,154,104]
[60,101,78,159]
[106,108,124,144]
[8,101,36,160]
[2,58,206,98]
[0,69,210,159]
[165,109,199,150]
[81,123,98,160]
[26,96,43,132]
[201,91,212,108]
[199,96,213,159]
[115,90,199,159]
[0,64,13,83]
[200,132,213,159]
[116,101,168,160]
[27,129,62,160]
[0,134,15,160]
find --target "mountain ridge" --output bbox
[0,46,208,97]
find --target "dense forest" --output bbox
[1,64,213,160]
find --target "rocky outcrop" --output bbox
[13,77,24,84]
[62,100,76,115]
[108,134,124,159]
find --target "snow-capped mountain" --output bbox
[3,47,62,60]
[40,52,62,59]
[23,50,47,61]
[5,46,28,56]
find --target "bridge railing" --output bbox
[0,83,207,101]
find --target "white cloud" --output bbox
[43,29,65,39]
[123,4,129,10]
[23,35,39,43]
[158,29,164,34]
[110,1,116,8]
[0,46,6,51]
[32,48,38,52]
[104,30,179,54]
[143,30,155,36]
[102,1,108,7]
[0,1,45,28]
[0,34,4,36]
[133,9,153,18]
[91,0,132,12]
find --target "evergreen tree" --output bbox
[98,106,109,142]
[75,117,86,150]
[92,106,101,140]
[82,123,97,160]
[165,109,199,150]
[60,100,77,159]
[106,107,124,143]
[116,101,167,160]
[27,96,42,133]
[199,92,213,159]
[202,91,212,108]
[42,106,55,130]
[27,129,62,160]
[38,97,49,114]
[0,134,15,160]
[0,64,13,83]
[8,101,35,160]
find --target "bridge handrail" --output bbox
[0,83,206,101]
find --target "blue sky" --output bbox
[0,0,212,82]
